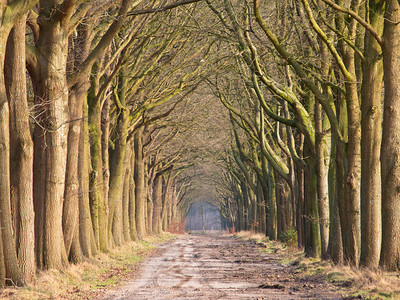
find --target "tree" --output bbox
[0,0,38,286]
[380,0,400,271]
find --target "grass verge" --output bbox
[232,231,400,300]
[0,233,176,300]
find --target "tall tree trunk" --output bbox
[134,128,146,239]
[63,23,93,262]
[336,2,362,266]
[315,102,329,259]
[380,0,400,271]
[110,105,129,246]
[161,176,171,232]
[360,1,384,269]
[122,145,131,243]
[5,15,35,283]
[0,21,24,287]
[35,5,73,269]
[0,229,4,287]
[101,97,111,241]
[0,10,8,287]
[33,116,45,269]
[328,137,343,264]
[257,179,266,234]
[343,76,362,267]
[145,161,153,235]
[89,101,108,251]
[267,167,277,240]
[304,154,321,258]
[79,98,96,257]
[129,141,138,240]
[63,87,84,263]
[152,174,163,235]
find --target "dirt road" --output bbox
[101,234,342,299]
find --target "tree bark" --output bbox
[63,22,94,262]
[328,137,343,264]
[360,1,384,269]
[304,156,321,258]
[267,166,277,240]
[134,128,146,239]
[36,13,70,269]
[129,141,138,240]
[89,100,108,251]
[380,0,400,271]
[315,102,330,259]
[152,174,163,235]
[0,25,24,287]
[336,1,362,266]
[79,96,97,257]
[145,161,153,235]
[109,105,129,246]
[122,145,131,243]
[161,175,171,232]
[5,15,35,283]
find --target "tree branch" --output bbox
[127,0,203,16]
[320,0,383,47]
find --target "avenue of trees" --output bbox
[0,0,215,287]
[1,0,400,289]
[212,0,400,272]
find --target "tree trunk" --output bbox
[257,179,266,234]
[63,23,93,262]
[5,15,35,283]
[152,174,163,235]
[122,145,131,243]
[343,78,362,267]
[0,228,4,287]
[145,161,153,235]
[328,137,343,264]
[0,23,24,287]
[63,86,84,263]
[336,5,362,266]
[101,97,111,241]
[33,115,45,269]
[110,105,129,246]
[315,102,329,259]
[79,98,96,257]
[134,128,146,239]
[161,176,171,232]
[360,2,384,269]
[380,0,400,271]
[34,8,72,269]
[0,18,7,285]
[89,101,108,251]
[129,141,138,240]
[304,154,321,258]
[267,167,277,240]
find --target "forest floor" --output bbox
[1,232,399,299]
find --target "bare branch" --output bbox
[127,0,203,16]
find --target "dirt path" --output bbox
[100,234,342,299]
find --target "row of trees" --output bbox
[2,0,400,289]
[0,0,211,287]
[211,0,400,271]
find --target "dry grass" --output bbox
[233,230,267,242]
[232,231,400,299]
[0,233,176,300]
[326,265,400,299]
